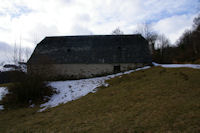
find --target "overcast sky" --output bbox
[0,0,199,62]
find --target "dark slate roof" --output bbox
[27,34,152,64]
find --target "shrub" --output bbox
[3,74,55,108]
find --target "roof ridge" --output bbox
[45,34,142,38]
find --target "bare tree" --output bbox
[13,41,18,64]
[33,33,39,47]
[3,48,13,63]
[18,36,22,62]
[12,36,29,64]
[193,14,200,29]
[136,23,158,54]
[25,47,32,62]
[112,27,124,35]
[157,34,170,54]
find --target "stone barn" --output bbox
[27,34,152,80]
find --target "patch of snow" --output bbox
[0,105,4,110]
[0,61,27,73]
[30,104,35,108]
[0,87,8,111]
[0,64,14,72]
[19,64,27,73]
[0,61,14,72]
[0,87,8,101]
[152,62,160,66]
[152,62,200,69]
[39,66,150,112]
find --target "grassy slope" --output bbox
[0,67,200,133]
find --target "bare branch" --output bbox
[111,27,124,35]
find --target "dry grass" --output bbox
[0,67,200,133]
[0,83,11,87]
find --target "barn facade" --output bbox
[27,34,152,80]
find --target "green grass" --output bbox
[0,67,200,133]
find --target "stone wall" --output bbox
[27,63,147,80]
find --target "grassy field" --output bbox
[0,67,200,133]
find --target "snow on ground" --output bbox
[0,61,14,72]
[0,61,27,73]
[152,62,200,69]
[39,66,150,112]
[18,64,27,73]
[0,87,8,110]
[1,63,200,111]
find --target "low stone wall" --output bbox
[27,63,147,80]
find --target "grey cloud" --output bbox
[28,24,60,46]
[70,25,93,35]
[76,14,91,22]
[0,4,32,18]
[0,41,13,62]
[0,41,12,51]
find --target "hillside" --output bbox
[0,66,200,132]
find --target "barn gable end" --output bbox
[27,34,152,80]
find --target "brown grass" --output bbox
[0,67,200,133]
